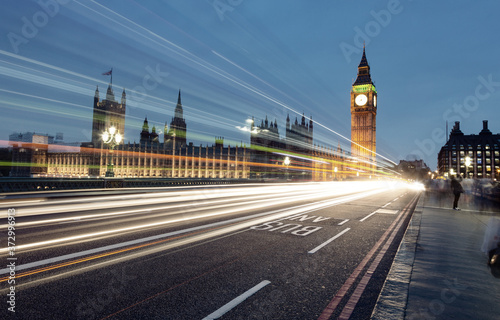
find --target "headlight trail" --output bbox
[0,182,412,281]
[0,181,408,254]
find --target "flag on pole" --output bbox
[102,68,112,76]
[102,68,113,85]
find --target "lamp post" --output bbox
[102,126,122,177]
[465,156,471,179]
[172,132,176,178]
[284,156,290,181]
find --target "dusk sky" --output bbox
[1,0,499,170]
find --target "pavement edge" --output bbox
[370,192,425,320]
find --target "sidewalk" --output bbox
[372,190,500,320]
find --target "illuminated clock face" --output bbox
[374,95,377,107]
[355,94,367,106]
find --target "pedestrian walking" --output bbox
[450,175,464,210]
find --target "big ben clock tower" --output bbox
[351,46,377,173]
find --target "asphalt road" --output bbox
[0,181,421,319]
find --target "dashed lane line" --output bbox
[202,280,271,320]
[308,228,351,254]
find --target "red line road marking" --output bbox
[317,194,419,320]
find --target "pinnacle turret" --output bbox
[353,46,374,86]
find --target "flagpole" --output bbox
[111,68,113,85]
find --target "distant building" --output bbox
[438,121,500,179]
[397,159,430,181]
[9,132,53,177]
[9,132,54,144]
[0,147,12,177]
[249,113,345,180]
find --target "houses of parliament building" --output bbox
[10,81,348,181]
[9,50,381,181]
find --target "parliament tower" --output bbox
[350,47,377,172]
[165,90,187,148]
[91,82,126,146]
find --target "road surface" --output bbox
[0,181,421,319]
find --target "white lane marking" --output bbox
[338,219,349,226]
[381,202,391,208]
[360,208,400,222]
[360,211,378,222]
[308,228,351,254]
[376,209,399,214]
[0,189,385,274]
[202,280,271,320]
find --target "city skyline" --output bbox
[1,1,500,170]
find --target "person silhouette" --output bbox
[450,175,464,210]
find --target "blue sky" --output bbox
[1,0,499,170]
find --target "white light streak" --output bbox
[0,182,402,254]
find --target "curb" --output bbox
[370,192,425,320]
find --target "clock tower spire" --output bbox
[350,47,377,175]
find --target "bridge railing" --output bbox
[0,177,256,194]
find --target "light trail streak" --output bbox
[2,135,396,178]
[1,182,391,252]
[0,186,394,281]
[0,88,91,122]
[13,186,335,227]
[7,183,335,216]
[0,65,88,96]
[0,49,100,84]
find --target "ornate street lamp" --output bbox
[284,156,290,181]
[102,126,122,177]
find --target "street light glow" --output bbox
[284,156,291,166]
[465,156,471,167]
[102,132,110,143]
